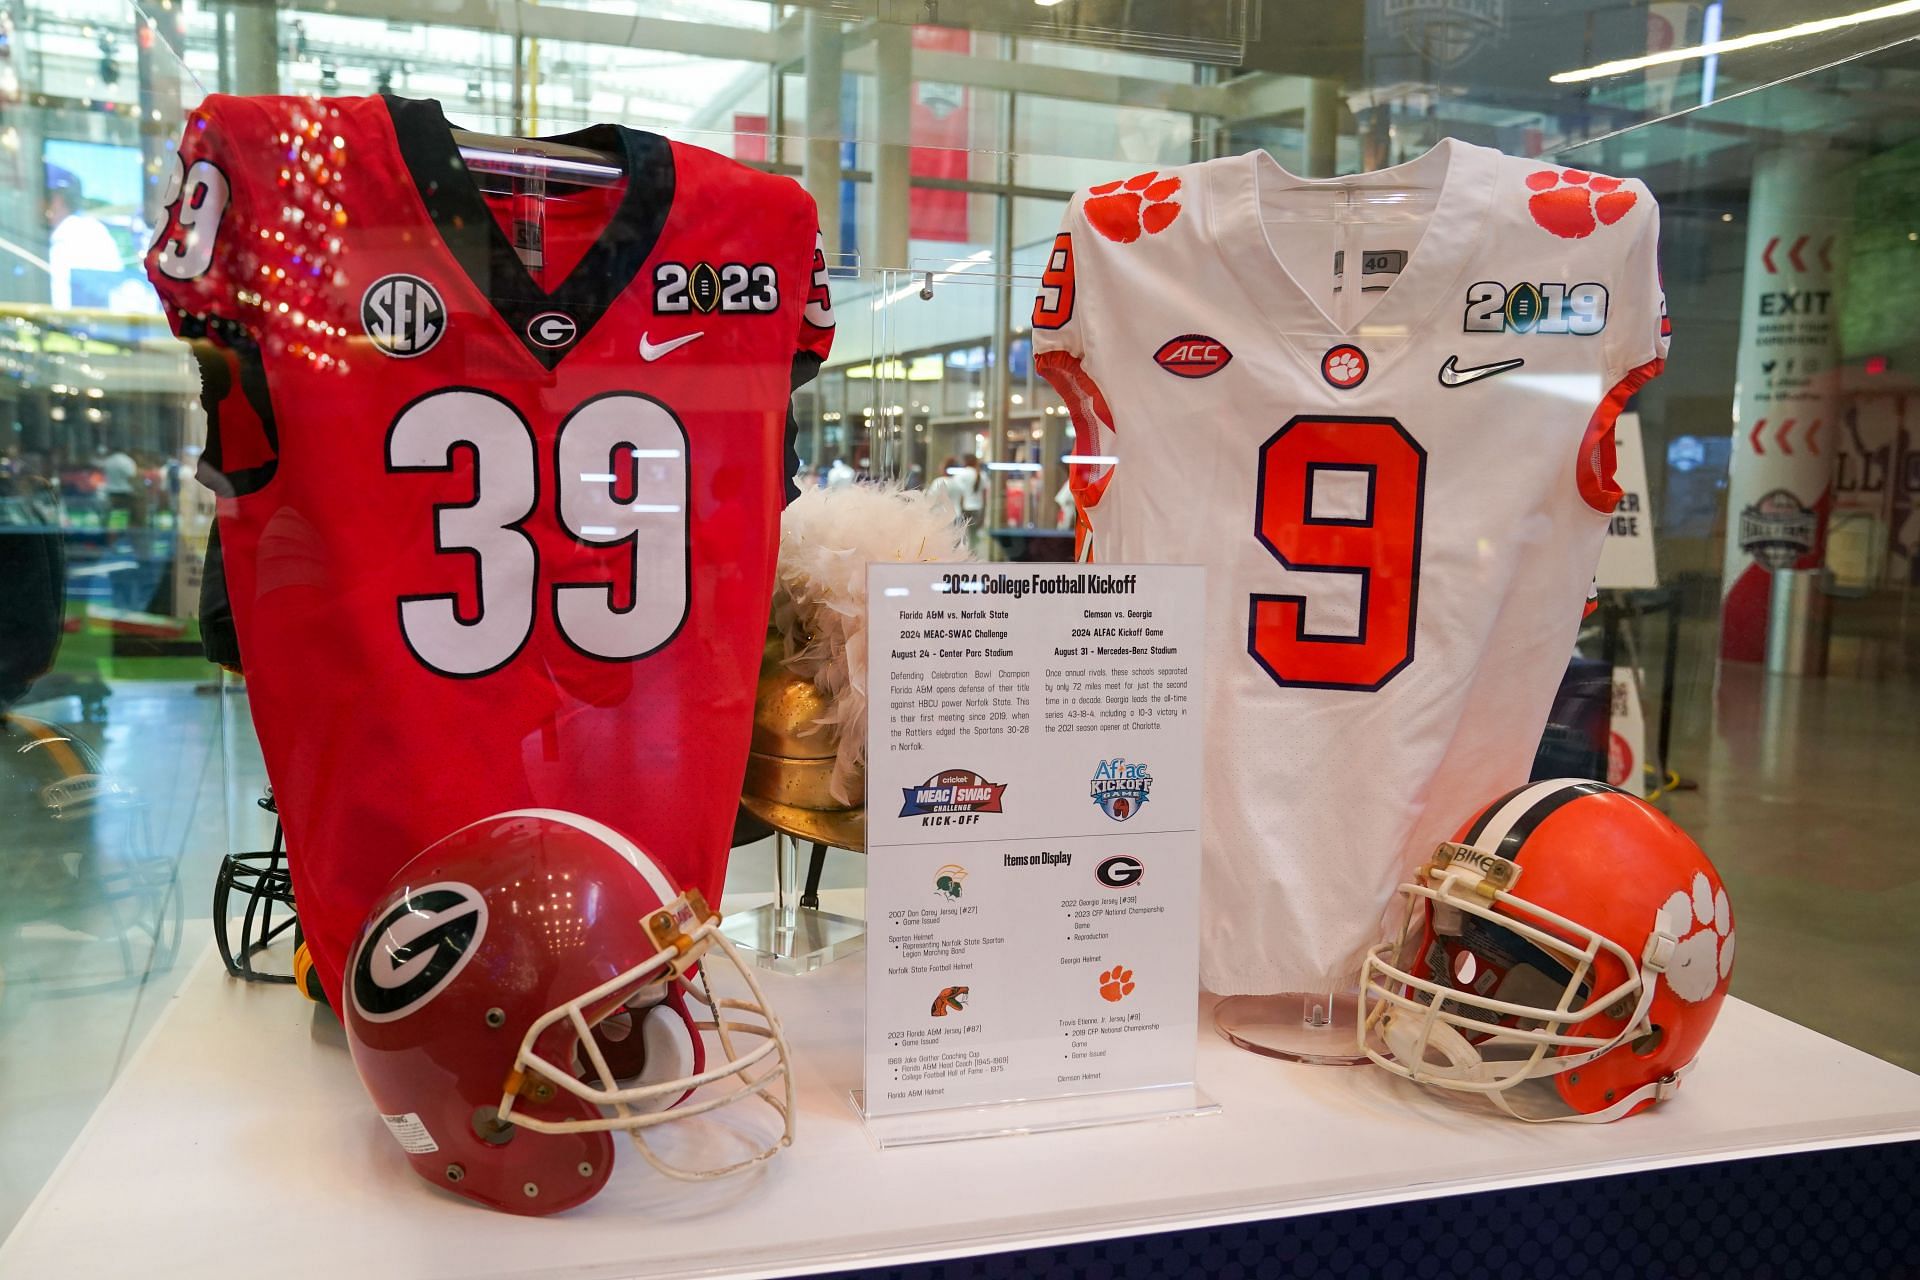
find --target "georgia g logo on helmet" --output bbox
[350,882,487,1023]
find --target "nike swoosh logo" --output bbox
[1438,355,1525,387]
[639,331,703,362]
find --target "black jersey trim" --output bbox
[382,95,674,372]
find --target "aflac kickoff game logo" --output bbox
[900,769,1008,819]
[1090,757,1152,821]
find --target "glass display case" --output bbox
[2,0,1919,1264]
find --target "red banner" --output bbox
[910,27,971,243]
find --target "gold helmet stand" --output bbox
[723,636,867,975]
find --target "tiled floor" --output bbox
[0,593,1915,1239]
[1665,615,1920,1074]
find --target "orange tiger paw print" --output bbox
[1085,172,1182,244]
[1098,964,1136,1002]
[1526,169,1636,240]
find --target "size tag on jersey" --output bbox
[511,170,546,274]
[1333,249,1409,295]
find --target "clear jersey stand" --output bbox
[721,832,865,975]
[1213,991,1368,1066]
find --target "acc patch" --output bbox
[349,882,487,1023]
[1153,334,1233,379]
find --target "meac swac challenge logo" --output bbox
[1090,757,1152,821]
[900,769,1008,817]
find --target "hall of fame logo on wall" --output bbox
[1739,488,1818,569]
[1380,0,1507,67]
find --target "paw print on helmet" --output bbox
[1085,172,1183,244]
[1662,871,1734,1004]
[1526,168,1637,240]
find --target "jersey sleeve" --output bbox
[796,227,835,375]
[1030,204,1116,559]
[146,98,260,334]
[1576,182,1668,514]
[145,98,282,500]
[1609,183,1670,377]
[786,225,835,503]
[199,519,243,672]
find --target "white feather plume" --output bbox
[773,483,977,803]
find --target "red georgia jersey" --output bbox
[147,94,834,1005]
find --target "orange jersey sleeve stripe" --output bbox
[1578,356,1664,514]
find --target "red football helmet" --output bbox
[343,810,792,1215]
[1360,780,1734,1122]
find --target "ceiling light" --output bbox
[1549,0,1920,83]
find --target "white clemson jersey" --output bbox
[1031,139,1669,996]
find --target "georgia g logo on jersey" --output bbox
[350,882,487,1022]
[362,274,447,357]
[526,311,578,349]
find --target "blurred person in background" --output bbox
[928,455,962,522]
[44,166,121,310]
[954,454,983,552]
[98,443,142,528]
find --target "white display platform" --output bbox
[6,939,1919,1280]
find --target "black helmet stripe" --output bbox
[1460,780,1540,845]
[1464,779,1628,860]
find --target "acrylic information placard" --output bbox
[857,563,1216,1145]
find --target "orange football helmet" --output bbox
[1360,780,1734,1122]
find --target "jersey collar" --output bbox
[382,94,673,371]
[1208,138,1497,380]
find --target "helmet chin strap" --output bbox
[1386,922,1687,1123]
[1381,1007,1502,1085]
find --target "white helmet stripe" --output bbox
[487,808,682,905]
[1462,778,1626,861]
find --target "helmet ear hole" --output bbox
[1631,1024,1665,1056]
[573,980,684,1084]
[577,1011,649,1083]
[471,1106,517,1146]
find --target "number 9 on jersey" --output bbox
[1249,416,1427,692]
